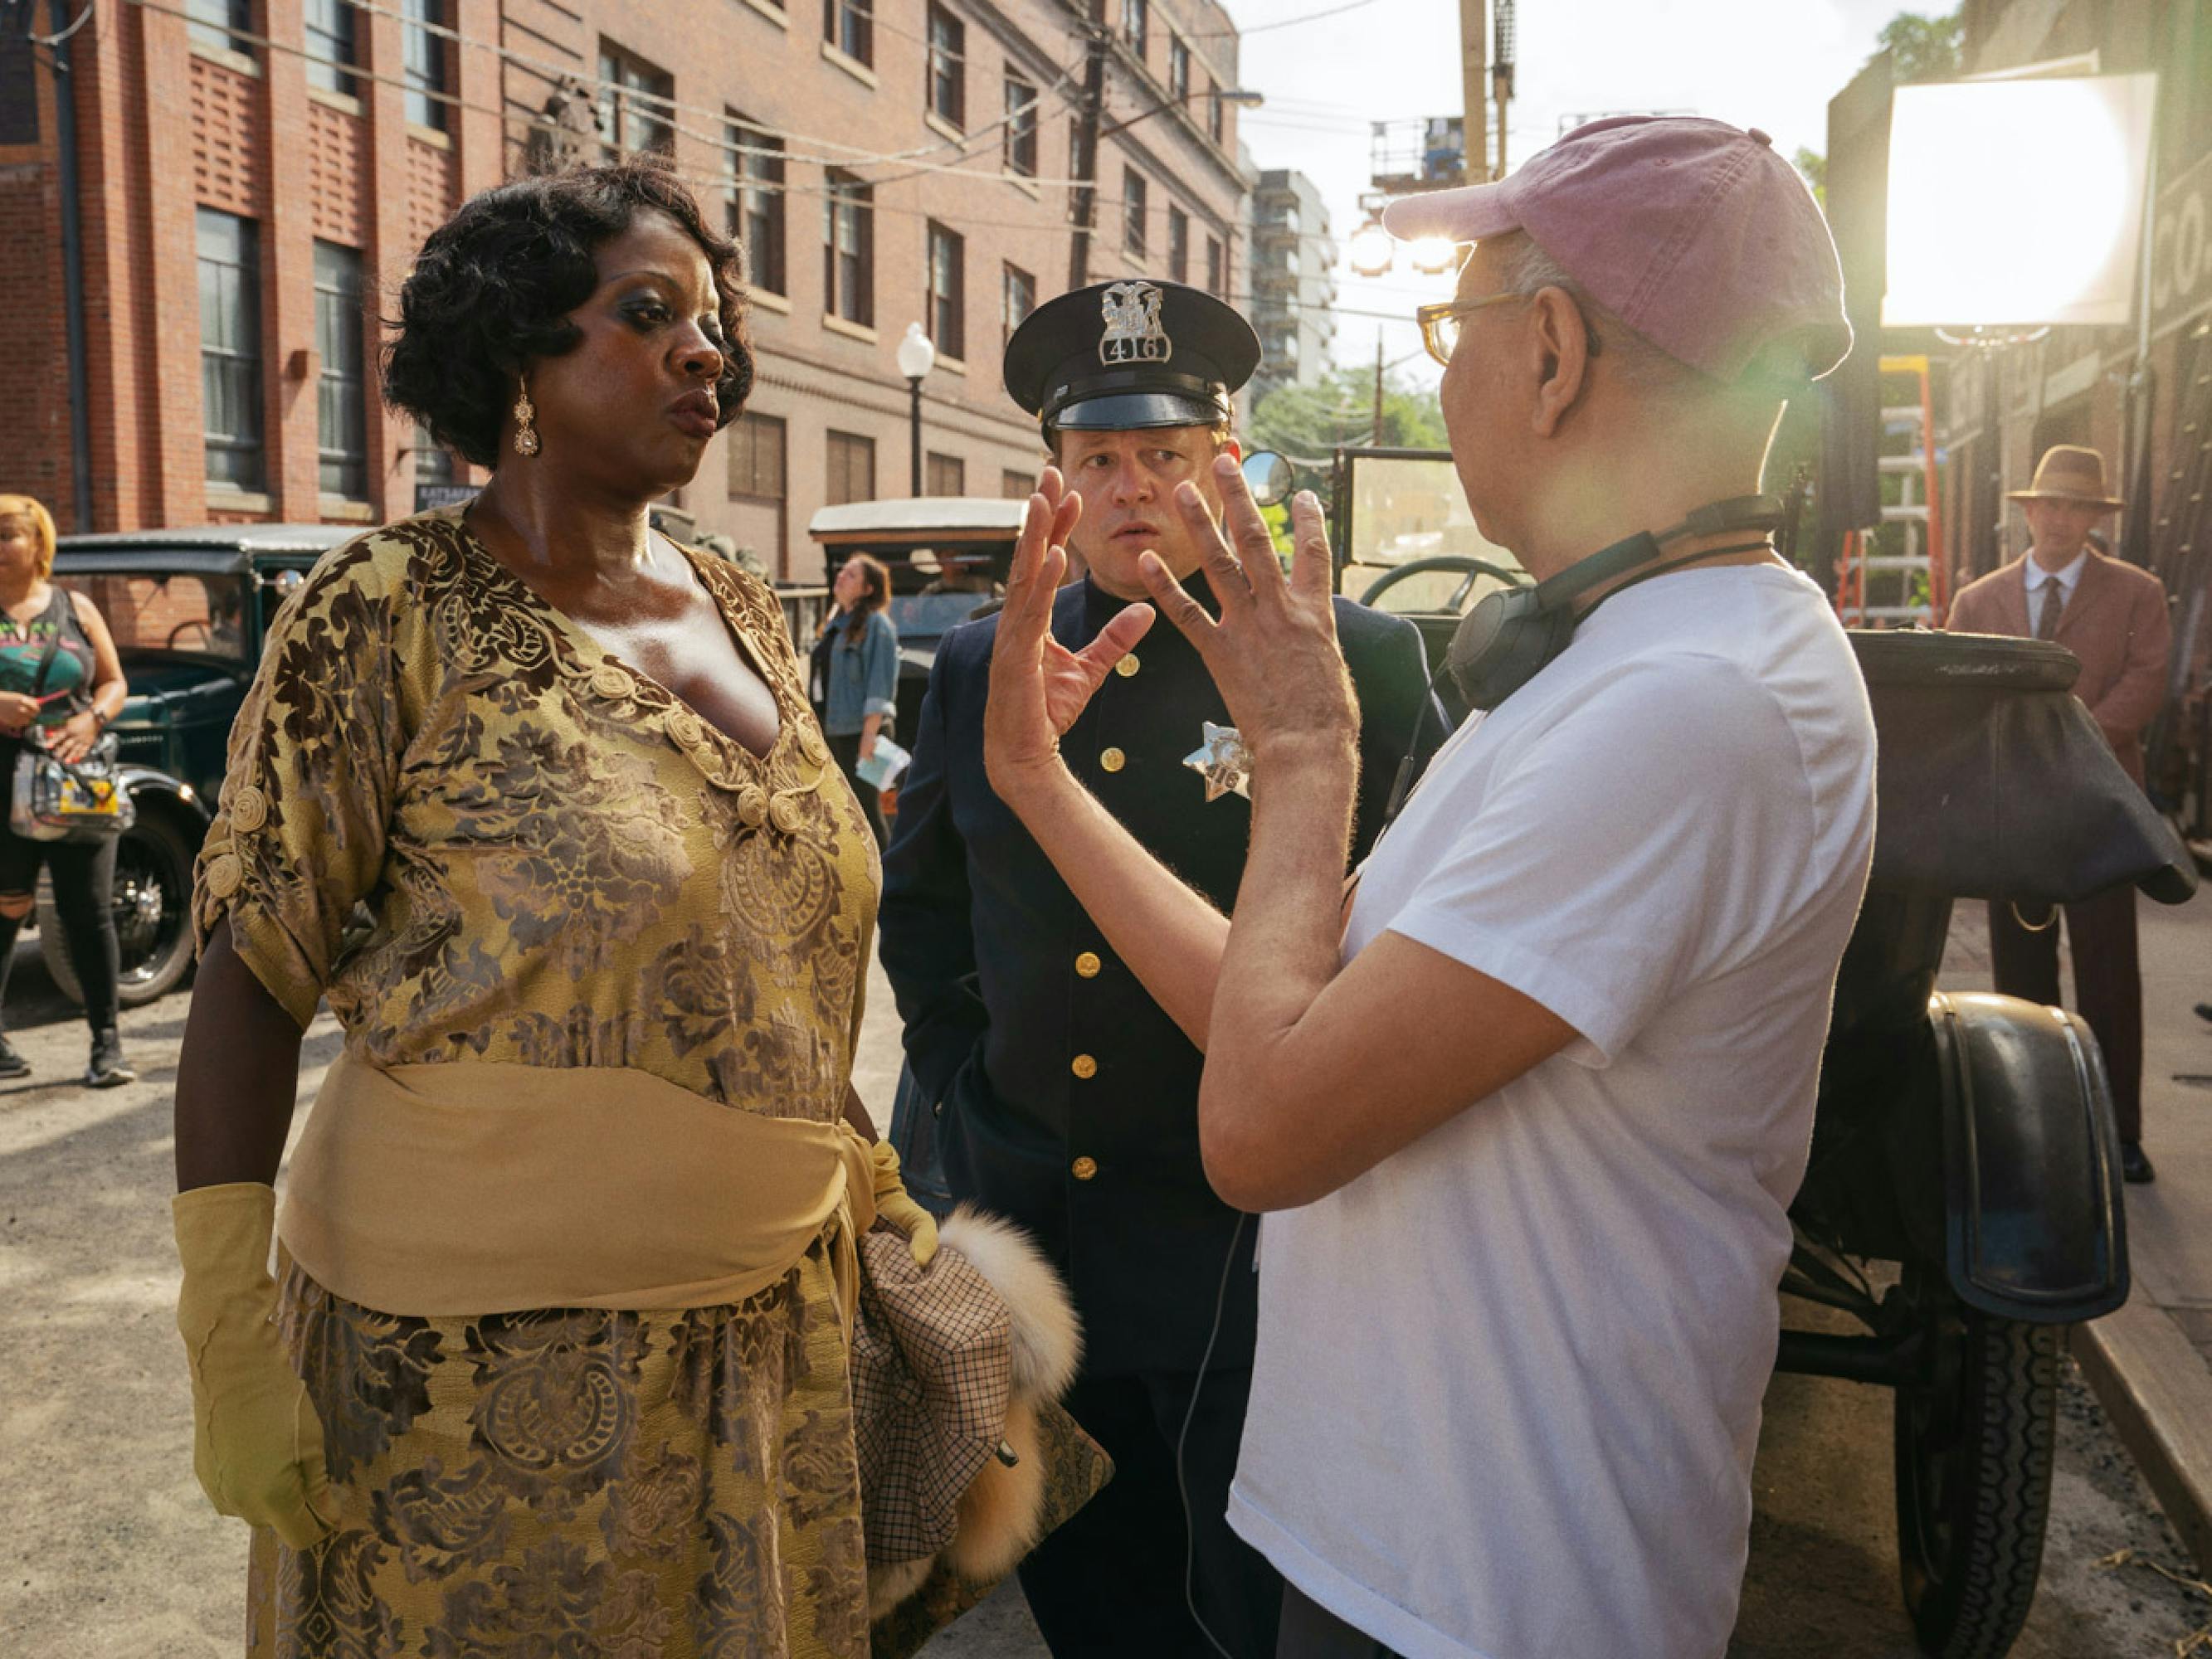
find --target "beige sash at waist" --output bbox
[278,1054,879,1323]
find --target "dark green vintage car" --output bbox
[41,523,357,1006]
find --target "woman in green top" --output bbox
[0,494,134,1086]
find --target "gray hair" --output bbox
[1491,232,1693,394]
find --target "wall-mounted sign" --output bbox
[2150,149,2212,343]
[414,484,480,512]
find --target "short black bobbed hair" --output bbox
[382,158,753,469]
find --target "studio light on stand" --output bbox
[1883,73,2156,338]
[1406,236,1459,276]
[1875,69,2158,595]
[1347,211,1394,279]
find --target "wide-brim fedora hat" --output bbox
[2006,444,2123,510]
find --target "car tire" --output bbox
[1893,1267,2060,1658]
[39,809,199,1010]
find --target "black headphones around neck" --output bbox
[1442,494,1787,712]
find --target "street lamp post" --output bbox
[896,323,936,496]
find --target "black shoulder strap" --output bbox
[28,628,61,698]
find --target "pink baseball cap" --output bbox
[1383,116,1852,383]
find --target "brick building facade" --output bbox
[0,0,1250,579]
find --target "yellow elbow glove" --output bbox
[173,1183,338,1550]
[868,1140,941,1267]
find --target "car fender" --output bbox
[1931,990,2128,1323]
[116,767,214,832]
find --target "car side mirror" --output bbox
[1240,450,1294,508]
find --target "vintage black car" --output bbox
[805,497,1028,744]
[41,523,357,1006]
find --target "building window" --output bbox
[402,0,448,130]
[1205,234,1223,295]
[728,411,787,502]
[926,452,965,496]
[1004,75,1038,176]
[728,118,786,295]
[1167,207,1189,285]
[413,419,456,486]
[1170,36,1190,104]
[599,43,674,156]
[927,4,964,128]
[824,172,874,326]
[188,0,254,59]
[1209,85,1225,145]
[197,208,264,493]
[1123,168,1147,257]
[823,0,870,66]
[313,241,368,499]
[1001,262,1035,348]
[1120,0,1147,59]
[826,431,875,506]
[1001,468,1034,499]
[305,0,360,97]
[928,222,965,360]
[0,27,35,144]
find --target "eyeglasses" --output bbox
[1415,289,1605,368]
[1415,292,1527,367]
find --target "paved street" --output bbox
[5,935,2211,1654]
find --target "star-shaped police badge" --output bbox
[1183,722,1253,802]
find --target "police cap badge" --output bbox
[1003,278,1262,433]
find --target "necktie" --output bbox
[2035,577,2064,640]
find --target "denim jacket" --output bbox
[821,608,899,736]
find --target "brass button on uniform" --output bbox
[1071,1155,1099,1181]
[228,785,267,834]
[1074,951,1102,979]
[1115,654,1140,678]
[1070,1053,1098,1080]
[1099,747,1126,773]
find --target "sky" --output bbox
[1231,0,1917,383]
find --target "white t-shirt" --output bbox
[1226,564,1876,1659]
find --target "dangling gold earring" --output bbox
[512,382,541,457]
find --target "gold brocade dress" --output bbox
[191,509,882,1657]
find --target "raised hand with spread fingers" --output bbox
[982,465,1157,805]
[1134,455,1361,781]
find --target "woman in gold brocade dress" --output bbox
[168,161,936,1657]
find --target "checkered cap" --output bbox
[851,1224,1016,1568]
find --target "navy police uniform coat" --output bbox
[879,572,1445,1376]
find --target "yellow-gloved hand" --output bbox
[868,1140,940,1267]
[173,1182,338,1550]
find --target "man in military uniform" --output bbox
[877,279,1445,1654]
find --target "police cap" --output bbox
[1003,278,1262,434]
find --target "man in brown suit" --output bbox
[1946,444,2172,1182]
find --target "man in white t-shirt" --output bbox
[977,116,1875,1658]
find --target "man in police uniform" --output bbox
[878,280,1444,1654]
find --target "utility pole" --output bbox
[1068,28,1107,289]
[1492,0,1517,180]
[1372,331,1386,445]
[1458,0,1488,180]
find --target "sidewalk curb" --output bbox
[2070,1297,2212,1574]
